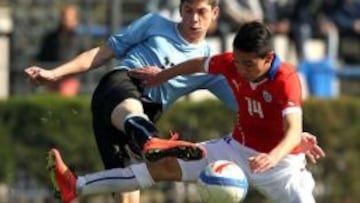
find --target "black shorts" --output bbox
[91,69,162,168]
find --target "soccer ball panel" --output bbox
[197,160,248,203]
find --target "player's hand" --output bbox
[248,153,277,173]
[300,132,326,164]
[129,66,165,86]
[25,66,59,85]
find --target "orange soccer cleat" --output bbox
[47,148,77,203]
[143,132,207,162]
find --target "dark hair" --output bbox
[180,0,220,8]
[233,21,273,58]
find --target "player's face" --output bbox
[232,49,274,82]
[179,0,219,43]
[62,5,79,31]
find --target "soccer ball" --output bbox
[197,160,248,203]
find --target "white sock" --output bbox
[76,163,154,196]
[130,163,155,188]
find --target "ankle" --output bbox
[124,115,159,148]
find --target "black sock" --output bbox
[123,116,159,149]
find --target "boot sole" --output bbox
[145,146,204,162]
[46,152,61,199]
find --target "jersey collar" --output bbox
[267,53,281,80]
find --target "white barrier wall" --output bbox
[0,7,12,99]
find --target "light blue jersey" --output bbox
[107,13,237,111]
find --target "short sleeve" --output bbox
[204,52,234,75]
[106,13,156,59]
[280,71,302,109]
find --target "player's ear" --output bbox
[212,6,219,20]
[264,52,274,64]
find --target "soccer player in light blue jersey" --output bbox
[25,0,235,202]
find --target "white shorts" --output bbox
[178,135,316,203]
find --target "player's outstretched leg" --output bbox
[47,148,77,203]
[142,132,207,162]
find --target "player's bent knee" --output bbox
[147,158,182,182]
[111,98,146,130]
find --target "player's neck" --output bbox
[251,74,268,83]
[251,60,272,83]
[251,64,272,83]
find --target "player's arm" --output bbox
[249,111,302,173]
[268,70,304,166]
[25,45,115,84]
[129,57,207,86]
[51,45,114,77]
[271,111,303,162]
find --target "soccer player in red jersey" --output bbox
[48,21,324,203]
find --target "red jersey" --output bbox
[205,52,302,153]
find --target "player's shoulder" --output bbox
[211,52,233,61]
[275,62,300,84]
[277,62,297,75]
[208,52,235,73]
[141,12,174,26]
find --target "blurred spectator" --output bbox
[265,0,300,60]
[317,0,340,61]
[210,0,264,52]
[36,4,82,96]
[330,0,360,64]
[266,0,339,62]
[219,0,264,32]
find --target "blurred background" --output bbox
[0,0,359,202]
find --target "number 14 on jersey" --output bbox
[245,97,264,119]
